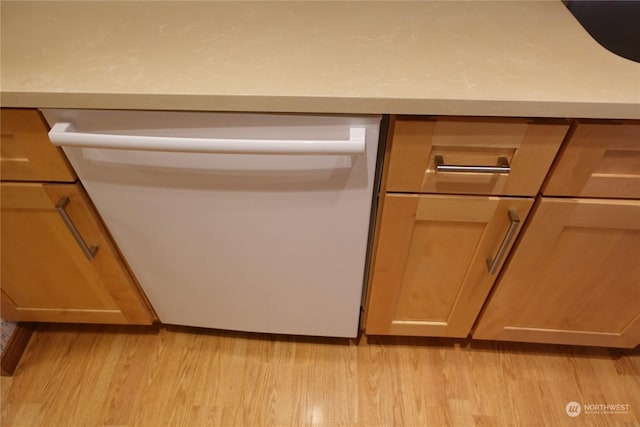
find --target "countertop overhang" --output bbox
[1,1,639,119]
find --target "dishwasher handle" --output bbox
[48,122,366,155]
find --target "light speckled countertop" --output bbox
[1,1,639,119]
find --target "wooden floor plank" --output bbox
[1,324,638,426]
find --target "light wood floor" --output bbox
[1,324,638,426]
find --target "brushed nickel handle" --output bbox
[435,155,511,174]
[55,197,99,260]
[486,209,520,275]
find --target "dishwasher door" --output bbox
[41,109,380,338]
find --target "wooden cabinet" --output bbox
[1,109,76,182]
[475,120,640,348]
[365,116,568,337]
[0,109,153,325]
[386,117,568,196]
[544,121,640,199]
[473,198,640,348]
[366,194,532,337]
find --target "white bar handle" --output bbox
[48,122,365,155]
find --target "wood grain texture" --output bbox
[0,182,153,325]
[0,324,33,377]
[366,194,533,337]
[474,197,640,348]
[0,108,76,182]
[386,117,568,196]
[1,324,639,426]
[544,120,640,199]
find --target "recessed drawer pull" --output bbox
[434,155,511,174]
[486,209,520,275]
[55,197,99,260]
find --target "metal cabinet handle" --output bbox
[435,155,511,174]
[486,209,520,275]
[55,197,99,260]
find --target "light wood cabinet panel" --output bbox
[473,197,640,348]
[0,182,153,324]
[386,117,568,196]
[366,194,533,337]
[544,121,640,199]
[0,109,76,182]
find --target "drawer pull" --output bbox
[486,209,520,275]
[435,155,511,174]
[55,197,99,260]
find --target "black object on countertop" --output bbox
[565,0,640,63]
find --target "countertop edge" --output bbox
[2,92,639,120]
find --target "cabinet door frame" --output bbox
[365,194,533,337]
[474,197,640,348]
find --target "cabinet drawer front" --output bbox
[386,117,568,196]
[0,109,76,182]
[365,194,533,337]
[544,121,640,199]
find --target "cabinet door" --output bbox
[366,194,533,337]
[1,183,153,324]
[544,121,640,199]
[474,198,640,348]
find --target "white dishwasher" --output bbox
[42,109,381,338]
